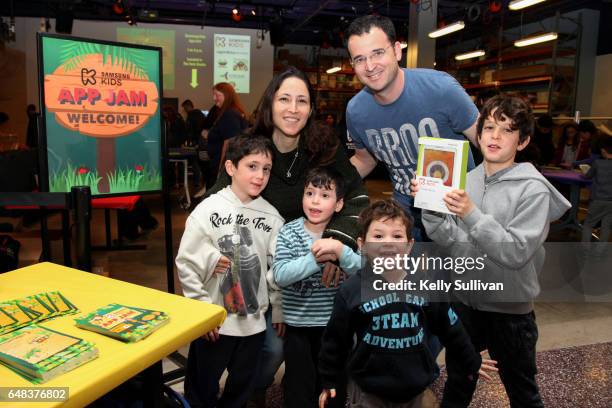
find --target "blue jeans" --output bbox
[253,307,284,392]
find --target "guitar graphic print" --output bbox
[219,222,248,316]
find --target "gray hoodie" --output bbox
[422,162,570,314]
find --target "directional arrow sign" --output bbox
[190,69,199,88]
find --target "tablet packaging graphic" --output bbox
[414,137,469,215]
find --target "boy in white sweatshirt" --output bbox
[176,135,284,408]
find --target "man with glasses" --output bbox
[345,15,479,241]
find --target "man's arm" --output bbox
[350,148,378,178]
[462,116,479,146]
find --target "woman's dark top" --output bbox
[207,109,247,169]
[206,136,369,250]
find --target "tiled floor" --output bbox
[4,177,611,407]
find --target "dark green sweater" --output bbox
[206,139,369,250]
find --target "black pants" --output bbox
[442,303,543,408]
[185,332,265,408]
[283,325,346,408]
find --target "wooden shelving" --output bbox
[463,76,552,90]
[315,87,361,93]
[452,46,575,70]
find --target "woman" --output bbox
[207,67,367,248]
[554,123,581,168]
[162,105,187,148]
[574,120,601,166]
[200,82,248,191]
[205,66,369,406]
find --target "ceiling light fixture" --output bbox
[326,67,341,74]
[509,0,547,11]
[514,32,558,47]
[231,6,242,22]
[428,21,465,38]
[455,49,486,61]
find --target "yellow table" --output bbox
[0,262,226,407]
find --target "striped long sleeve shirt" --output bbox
[273,217,362,327]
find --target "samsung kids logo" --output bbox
[82,68,131,86]
[215,37,226,47]
[81,68,96,85]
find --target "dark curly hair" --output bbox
[304,167,346,200]
[358,199,412,240]
[477,95,534,144]
[226,134,274,167]
[249,66,339,165]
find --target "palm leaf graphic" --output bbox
[59,41,148,79]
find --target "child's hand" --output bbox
[213,255,231,275]
[477,350,498,381]
[409,178,420,197]
[272,322,286,337]
[444,189,475,218]
[319,389,336,408]
[311,238,344,261]
[202,327,220,342]
[321,262,343,288]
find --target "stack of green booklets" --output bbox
[0,325,98,383]
[75,304,169,342]
[0,291,78,335]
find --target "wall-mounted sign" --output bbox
[213,34,250,93]
[38,34,163,196]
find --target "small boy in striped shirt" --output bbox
[273,167,362,408]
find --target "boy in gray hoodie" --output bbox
[412,95,570,407]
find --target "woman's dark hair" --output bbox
[347,15,396,43]
[250,66,339,165]
[559,123,579,148]
[477,95,534,144]
[162,105,178,122]
[358,199,412,240]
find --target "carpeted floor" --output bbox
[256,342,612,407]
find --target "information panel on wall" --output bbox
[213,34,250,93]
[38,33,163,196]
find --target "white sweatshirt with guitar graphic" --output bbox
[177,186,284,336]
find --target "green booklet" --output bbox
[75,304,169,343]
[0,324,98,384]
[0,291,79,336]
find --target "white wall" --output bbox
[591,53,612,117]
